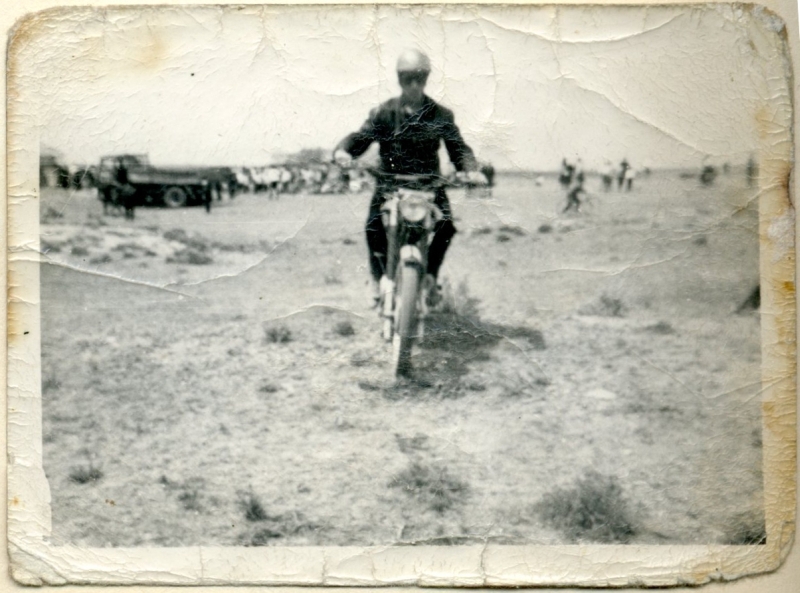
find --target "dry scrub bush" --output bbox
[167,248,213,265]
[645,321,675,335]
[723,509,766,545]
[248,528,283,545]
[42,374,60,393]
[389,462,470,514]
[535,470,639,543]
[264,324,292,344]
[497,224,526,236]
[178,489,202,512]
[89,254,113,265]
[112,242,157,257]
[334,320,355,337]
[69,463,104,485]
[239,491,270,522]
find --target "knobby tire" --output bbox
[393,263,420,377]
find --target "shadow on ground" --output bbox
[384,297,546,401]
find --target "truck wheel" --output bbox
[163,186,188,208]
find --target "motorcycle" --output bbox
[367,169,457,377]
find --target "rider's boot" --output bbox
[367,278,381,309]
[424,274,442,308]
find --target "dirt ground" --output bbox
[39,171,764,548]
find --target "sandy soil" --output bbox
[39,172,763,547]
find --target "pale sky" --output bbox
[15,4,788,170]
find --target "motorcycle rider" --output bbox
[334,49,479,306]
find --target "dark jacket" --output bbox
[339,95,476,175]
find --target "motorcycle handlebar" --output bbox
[330,160,487,189]
[363,167,466,189]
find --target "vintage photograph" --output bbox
[6,2,795,586]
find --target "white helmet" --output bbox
[396,49,431,73]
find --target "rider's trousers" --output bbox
[366,187,456,282]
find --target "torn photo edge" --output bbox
[4,1,796,587]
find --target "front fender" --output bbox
[399,245,424,267]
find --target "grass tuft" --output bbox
[248,527,283,545]
[497,224,525,236]
[645,321,675,335]
[167,248,213,265]
[389,462,470,514]
[178,489,202,512]
[472,226,493,236]
[42,374,61,393]
[239,492,270,522]
[534,470,639,543]
[264,324,292,344]
[724,510,766,545]
[89,253,113,265]
[69,463,104,485]
[333,320,355,337]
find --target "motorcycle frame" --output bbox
[379,188,441,332]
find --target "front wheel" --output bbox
[392,264,420,377]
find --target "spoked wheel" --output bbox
[392,264,420,377]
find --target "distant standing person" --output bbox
[113,158,136,220]
[600,160,614,192]
[559,158,574,189]
[279,167,292,193]
[563,158,585,213]
[618,158,630,190]
[265,166,280,199]
[480,163,495,188]
[624,165,636,191]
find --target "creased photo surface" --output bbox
[6,3,796,587]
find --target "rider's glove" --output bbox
[456,171,488,186]
[333,149,353,168]
[468,171,489,186]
